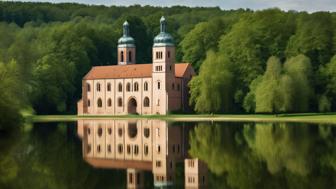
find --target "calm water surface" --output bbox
[1,120,336,189]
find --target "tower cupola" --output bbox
[153,16,174,47]
[118,21,136,65]
[118,21,135,48]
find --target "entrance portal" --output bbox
[127,98,137,114]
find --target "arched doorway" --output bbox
[128,98,137,114]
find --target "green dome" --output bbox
[153,16,174,47]
[118,21,135,48]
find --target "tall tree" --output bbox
[189,50,233,113]
[255,56,283,113]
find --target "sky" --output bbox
[9,0,336,12]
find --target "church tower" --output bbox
[152,16,176,115]
[118,21,136,65]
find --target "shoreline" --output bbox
[26,113,336,124]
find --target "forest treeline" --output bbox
[1,2,336,128]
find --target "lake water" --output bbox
[1,119,336,189]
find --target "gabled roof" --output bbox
[84,63,192,80]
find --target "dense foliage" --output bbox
[189,122,336,189]
[0,2,336,126]
[189,10,336,113]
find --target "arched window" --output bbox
[134,82,139,91]
[87,99,90,107]
[144,82,148,91]
[107,83,111,91]
[128,51,132,62]
[87,83,91,92]
[118,127,123,137]
[157,144,161,153]
[107,98,112,107]
[128,122,138,138]
[134,145,139,155]
[157,81,161,90]
[96,83,101,92]
[118,144,123,154]
[126,83,131,92]
[144,128,150,138]
[97,98,102,107]
[97,145,101,153]
[144,144,149,156]
[143,97,150,107]
[118,83,122,92]
[118,98,123,107]
[121,51,124,62]
[97,127,103,137]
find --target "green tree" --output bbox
[319,55,336,111]
[189,50,233,113]
[255,56,283,113]
[180,18,227,71]
[283,54,312,112]
[286,12,334,68]
[0,60,24,130]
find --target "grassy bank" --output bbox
[25,113,336,124]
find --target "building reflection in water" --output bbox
[77,119,208,189]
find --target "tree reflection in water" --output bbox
[1,121,336,189]
[189,122,336,189]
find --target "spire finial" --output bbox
[123,20,129,36]
[160,16,166,33]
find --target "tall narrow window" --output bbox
[87,83,91,92]
[158,81,161,90]
[134,145,139,155]
[97,98,102,107]
[157,145,161,153]
[126,83,131,92]
[144,128,150,138]
[118,98,123,107]
[96,83,101,92]
[107,98,112,107]
[128,51,132,62]
[143,97,150,107]
[87,99,90,107]
[134,82,139,91]
[118,144,123,154]
[156,128,160,137]
[144,82,148,91]
[129,173,133,184]
[118,83,122,92]
[107,83,111,91]
[127,145,131,154]
[121,51,124,62]
[144,144,149,155]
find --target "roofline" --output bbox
[83,62,192,80]
[84,76,152,80]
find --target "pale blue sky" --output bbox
[9,0,336,12]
